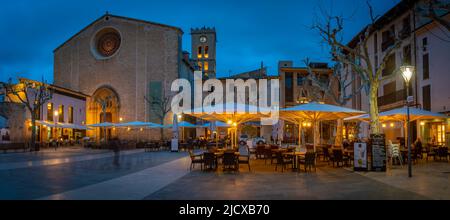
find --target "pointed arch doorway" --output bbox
[88,86,120,141]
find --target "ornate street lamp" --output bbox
[400,65,414,178]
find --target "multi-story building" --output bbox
[344,0,450,144]
[1,78,88,143]
[279,61,339,144]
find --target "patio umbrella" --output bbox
[203,121,231,128]
[379,107,447,144]
[344,107,448,122]
[281,102,366,151]
[115,121,163,128]
[164,121,205,128]
[87,122,116,127]
[187,102,273,148]
[379,107,448,122]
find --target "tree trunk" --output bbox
[31,114,38,151]
[313,121,320,152]
[335,119,344,148]
[369,85,381,134]
[160,118,165,141]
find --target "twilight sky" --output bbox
[0,0,400,83]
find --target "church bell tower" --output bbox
[191,27,217,79]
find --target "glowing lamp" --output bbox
[400,66,414,84]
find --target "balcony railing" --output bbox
[378,89,406,107]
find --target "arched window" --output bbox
[204,62,209,71]
[198,47,203,58]
[204,46,209,58]
[198,62,203,71]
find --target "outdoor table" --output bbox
[214,151,240,165]
[283,152,306,170]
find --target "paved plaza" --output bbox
[0,147,448,200]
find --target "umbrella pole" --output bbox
[298,123,302,149]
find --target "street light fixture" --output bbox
[400,65,414,178]
[53,110,59,145]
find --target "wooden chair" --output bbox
[203,152,217,171]
[188,150,203,171]
[331,149,344,167]
[298,152,316,172]
[238,145,251,171]
[223,152,238,171]
[256,144,266,159]
[274,152,292,172]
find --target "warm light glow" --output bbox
[390,123,395,127]
[28,122,32,127]
[54,110,59,117]
[140,128,143,132]
[227,120,233,125]
[177,114,182,119]
[47,103,52,108]
[400,66,414,83]
[307,122,312,127]
[302,122,307,127]
[232,122,237,127]
[204,62,209,71]
[382,123,387,128]
[420,121,425,126]
[43,125,47,128]
[127,127,131,131]
[112,127,116,131]
[119,117,123,122]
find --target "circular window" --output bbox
[92,28,121,59]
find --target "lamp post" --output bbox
[54,110,59,148]
[400,65,414,178]
[177,114,183,142]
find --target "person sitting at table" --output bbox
[414,137,423,158]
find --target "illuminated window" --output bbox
[68,106,73,124]
[437,124,445,144]
[198,62,203,71]
[204,46,209,58]
[204,62,209,71]
[198,47,202,58]
[47,103,53,121]
[58,105,64,123]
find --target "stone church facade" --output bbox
[53,14,190,141]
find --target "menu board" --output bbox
[370,134,386,172]
[354,143,368,171]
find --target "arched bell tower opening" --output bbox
[88,86,120,141]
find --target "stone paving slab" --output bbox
[348,162,450,200]
[145,160,430,200]
[40,156,191,200]
[0,149,145,170]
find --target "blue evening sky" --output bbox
[0,0,400,83]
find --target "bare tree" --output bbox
[417,0,450,32]
[144,90,172,140]
[0,78,53,151]
[311,1,401,135]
